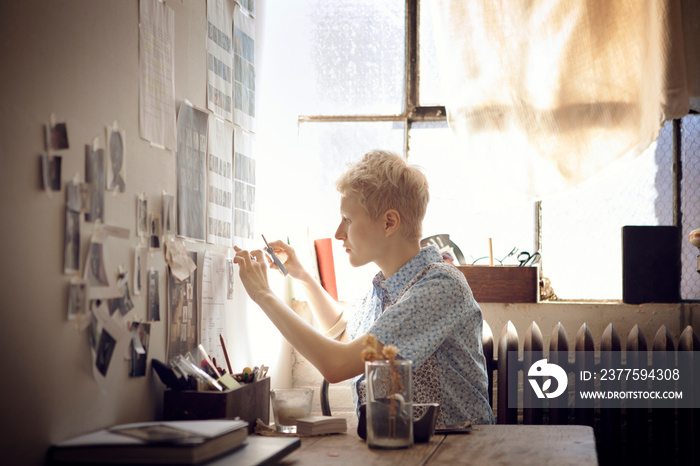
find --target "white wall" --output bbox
[0,2,290,465]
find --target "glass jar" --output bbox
[365,359,413,449]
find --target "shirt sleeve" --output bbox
[368,268,471,370]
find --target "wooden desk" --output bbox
[276,424,598,465]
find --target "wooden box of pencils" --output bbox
[457,266,538,303]
[163,376,270,433]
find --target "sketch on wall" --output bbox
[233,126,256,245]
[176,102,208,240]
[207,0,234,122]
[233,4,256,132]
[138,0,177,150]
[85,143,104,223]
[106,123,126,194]
[206,116,234,247]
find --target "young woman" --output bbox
[233,150,494,426]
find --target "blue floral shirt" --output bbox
[347,245,494,426]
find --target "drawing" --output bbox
[85,144,105,222]
[107,127,126,193]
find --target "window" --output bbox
[257,0,700,302]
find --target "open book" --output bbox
[50,419,248,464]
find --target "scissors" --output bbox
[518,251,540,267]
[262,234,288,276]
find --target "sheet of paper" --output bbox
[200,251,228,367]
[233,4,256,132]
[167,251,198,362]
[139,0,177,150]
[207,0,234,121]
[207,116,234,247]
[176,102,208,240]
[233,126,256,245]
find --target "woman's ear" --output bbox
[383,209,401,236]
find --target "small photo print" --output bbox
[40,154,62,191]
[95,329,117,377]
[86,241,110,287]
[137,194,148,237]
[129,322,151,377]
[67,281,87,321]
[147,269,160,321]
[64,209,80,275]
[46,121,69,150]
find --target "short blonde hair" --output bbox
[336,150,429,241]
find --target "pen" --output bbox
[220,334,233,374]
[262,234,288,276]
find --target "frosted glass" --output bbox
[418,1,444,106]
[301,0,405,115]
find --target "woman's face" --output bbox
[334,195,387,268]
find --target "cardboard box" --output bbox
[457,266,538,303]
[164,376,270,433]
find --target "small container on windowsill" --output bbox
[457,265,538,303]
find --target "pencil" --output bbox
[220,334,233,374]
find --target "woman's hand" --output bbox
[233,246,271,303]
[266,240,310,281]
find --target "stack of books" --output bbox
[50,419,248,464]
[295,416,347,436]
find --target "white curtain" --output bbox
[431,0,700,198]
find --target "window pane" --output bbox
[298,0,405,116]
[418,1,444,106]
[408,121,536,266]
[541,122,674,300]
[681,115,700,299]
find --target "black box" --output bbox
[164,377,270,433]
[622,226,680,304]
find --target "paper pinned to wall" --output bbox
[176,102,208,241]
[233,3,256,132]
[206,0,234,122]
[139,0,177,150]
[200,251,228,368]
[233,126,256,245]
[90,301,131,390]
[206,116,234,247]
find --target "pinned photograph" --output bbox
[85,144,105,222]
[107,124,126,193]
[86,241,110,288]
[149,209,161,249]
[64,208,80,274]
[108,272,134,317]
[46,121,70,150]
[95,328,117,377]
[67,281,87,321]
[133,246,146,296]
[40,154,62,191]
[137,193,148,237]
[129,322,151,377]
[147,269,160,321]
[162,193,176,236]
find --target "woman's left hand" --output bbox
[233,246,271,302]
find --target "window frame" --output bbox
[294,0,695,302]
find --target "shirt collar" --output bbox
[372,245,443,301]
